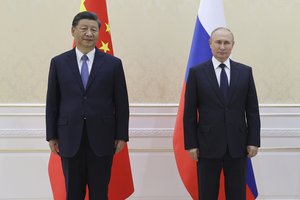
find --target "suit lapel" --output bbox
[228,60,240,103]
[85,49,106,90]
[204,61,225,104]
[67,49,85,90]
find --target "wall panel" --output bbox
[0,104,300,199]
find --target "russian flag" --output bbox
[173,0,258,199]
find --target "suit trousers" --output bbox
[61,122,113,200]
[197,150,247,200]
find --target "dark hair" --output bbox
[72,11,101,29]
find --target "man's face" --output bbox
[209,29,234,63]
[72,19,99,51]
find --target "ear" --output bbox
[209,39,213,48]
[71,27,75,37]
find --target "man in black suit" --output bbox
[46,11,129,200]
[184,27,260,200]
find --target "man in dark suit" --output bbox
[184,27,260,200]
[46,11,129,200]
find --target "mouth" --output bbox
[83,39,93,42]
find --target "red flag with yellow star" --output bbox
[48,0,134,199]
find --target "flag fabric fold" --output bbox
[48,0,134,199]
[173,0,258,199]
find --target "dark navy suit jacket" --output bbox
[184,59,260,158]
[46,48,129,158]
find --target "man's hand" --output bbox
[49,139,60,155]
[115,140,126,154]
[247,145,258,158]
[188,148,199,161]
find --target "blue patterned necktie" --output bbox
[81,55,89,89]
[219,63,229,100]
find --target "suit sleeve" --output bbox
[183,68,199,150]
[245,68,261,147]
[114,60,129,141]
[45,58,60,141]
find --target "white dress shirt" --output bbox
[212,57,231,86]
[75,47,95,74]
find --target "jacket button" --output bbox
[83,96,87,100]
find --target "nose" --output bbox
[220,43,225,50]
[85,29,93,37]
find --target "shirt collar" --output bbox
[212,57,231,70]
[75,47,96,62]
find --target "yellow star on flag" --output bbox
[105,23,110,33]
[99,41,110,53]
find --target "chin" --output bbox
[84,44,95,48]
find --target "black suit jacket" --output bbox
[46,48,129,158]
[184,59,260,158]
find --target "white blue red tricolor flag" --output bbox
[173,0,258,199]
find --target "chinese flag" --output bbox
[48,0,134,199]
